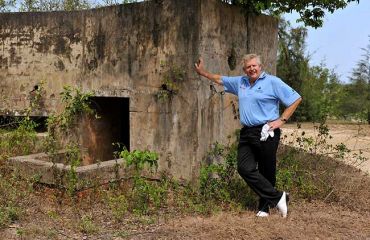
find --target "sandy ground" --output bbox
[281,123,370,174]
[2,200,369,240]
[149,202,370,240]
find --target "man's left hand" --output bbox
[268,119,285,130]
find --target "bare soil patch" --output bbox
[282,123,370,174]
[152,202,370,240]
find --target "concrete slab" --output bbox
[7,152,158,190]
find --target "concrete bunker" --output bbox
[1,0,279,184]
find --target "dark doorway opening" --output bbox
[81,97,130,163]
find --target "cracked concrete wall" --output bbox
[0,0,278,180]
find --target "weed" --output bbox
[45,86,94,152]
[79,215,98,234]
[0,206,21,227]
[0,118,38,159]
[120,149,159,173]
[114,230,131,238]
[115,149,171,215]
[129,177,167,215]
[46,210,60,220]
[59,85,94,129]
[0,168,25,228]
[28,81,46,113]
[45,228,58,239]
[45,86,94,155]
[197,140,258,212]
[108,194,129,221]
[276,147,319,199]
[156,61,186,101]
[16,227,24,237]
[120,148,161,213]
[65,143,82,196]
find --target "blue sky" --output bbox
[284,1,370,83]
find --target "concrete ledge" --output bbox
[8,152,157,190]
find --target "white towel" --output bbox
[260,124,274,141]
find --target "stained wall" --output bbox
[0,0,278,180]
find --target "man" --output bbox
[194,54,302,218]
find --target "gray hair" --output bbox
[242,54,262,66]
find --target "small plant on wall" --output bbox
[156,60,186,101]
[28,81,46,114]
[46,85,95,144]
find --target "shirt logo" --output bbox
[256,86,263,93]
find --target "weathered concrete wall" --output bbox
[0,0,278,180]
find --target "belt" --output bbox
[242,124,265,129]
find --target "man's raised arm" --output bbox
[194,58,223,86]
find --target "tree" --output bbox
[300,65,345,122]
[0,0,16,12]
[324,70,346,119]
[222,0,360,28]
[277,19,308,93]
[100,0,120,6]
[63,0,91,11]
[277,20,309,121]
[277,19,347,122]
[19,0,91,12]
[346,36,370,123]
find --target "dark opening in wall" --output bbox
[81,97,130,163]
[0,115,47,132]
[228,47,237,71]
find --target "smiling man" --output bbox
[194,53,302,218]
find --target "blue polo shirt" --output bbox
[221,72,301,127]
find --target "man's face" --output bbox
[243,58,262,81]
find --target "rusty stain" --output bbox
[9,46,22,65]
[35,35,52,53]
[82,115,97,165]
[54,59,65,71]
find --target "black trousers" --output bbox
[237,125,283,212]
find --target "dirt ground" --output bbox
[144,202,370,240]
[281,123,370,174]
[1,123,370,240]
[2,195,370,240]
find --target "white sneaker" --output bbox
[276,192,289,218]
[256,211,269,217]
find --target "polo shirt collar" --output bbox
[242,72,267,86]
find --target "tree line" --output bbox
[0,0,140,12]
[278,20,370,123]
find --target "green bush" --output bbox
[0,206,21,227]
[198,141,257,211]
[0,118,38,159]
